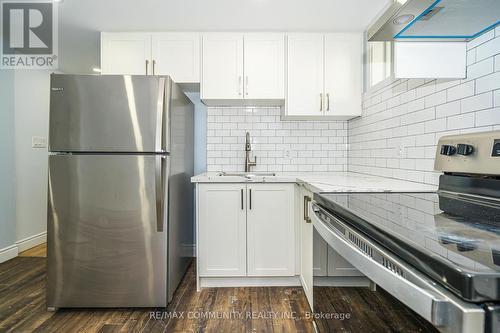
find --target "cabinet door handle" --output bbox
[249,189,252,210]
[152,60,156,75]
[304,196,311,223]
[320,93,323,112]
[241,189,244,210]
[245,76,249,96]
[145,60,149,75]
[238,76,242,96]
[326,93,330,111]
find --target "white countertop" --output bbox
[191,172,437,193]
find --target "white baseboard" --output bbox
[0,245,19,263]
[0,231,47,264]
[200,276,301,288]
[16,232,47,253]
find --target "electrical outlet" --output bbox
[32,136,47,148]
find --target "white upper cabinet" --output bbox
[285,33,363,120]
[201,33,244,101]
[101,33,151,75]
[243,33,285,100]
[286,34,324,117]
[101,32,200,82]
[324,33,362,117]
[201,33,285,105]
[151,33,200,82]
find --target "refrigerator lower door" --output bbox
[47,154,169,308]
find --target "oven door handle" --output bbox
[310,203,485,332]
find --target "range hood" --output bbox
[369,0,500,41]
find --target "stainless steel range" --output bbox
[311,131,500,333]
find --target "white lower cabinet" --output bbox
[247,184,295,276]
[198,184,247,276]
[299,187,314,306]
[197,183,295,278]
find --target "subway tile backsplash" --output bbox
[205,30,500,184]
[348,30,500,185]
[206,108,347,172]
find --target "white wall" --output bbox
[0,71,16,253]
[348,28,500,185]
[206,108,347,172]
[14,71,50,242]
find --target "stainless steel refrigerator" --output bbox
[46,74,194,309]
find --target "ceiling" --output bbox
[59,0,389,32]
[56,0,390,72]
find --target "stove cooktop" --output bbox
[314,191,500,302]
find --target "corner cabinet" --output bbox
[201,33,285,106]
[197,183,295,278]
[101,32,200,83]
[285,33,363,120]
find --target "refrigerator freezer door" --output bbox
[49,74,171,153]
[47,154,169,308]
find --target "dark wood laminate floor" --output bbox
[0,256,438,333]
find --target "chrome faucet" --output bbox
[245,132,257,172]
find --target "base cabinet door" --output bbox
[247,184,295,276]
[327,246,364,277]
[198,184,247,276]
[299,188,314,306]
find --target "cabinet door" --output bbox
[313,229,328,276]
[327,245,364,277]
[198,184,246,276]
[151,33,200,82]
[286,34,324,117]
[201,33,243,100]
[243,33,285,100]
[299,188,314,307]
[247,184,295,276]
[101,33,151,75]
[324,33,362,117]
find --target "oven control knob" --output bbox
[440,145,456,156]
[457,144,474,156]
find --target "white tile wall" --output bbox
[205,31,500,183]
[206,108,347,172]
[348,31,500,185]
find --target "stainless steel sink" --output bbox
[217,172,276,177]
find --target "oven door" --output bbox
[311,202,485,333]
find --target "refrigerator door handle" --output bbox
[155,78,166,153]
[155,155,166,232]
